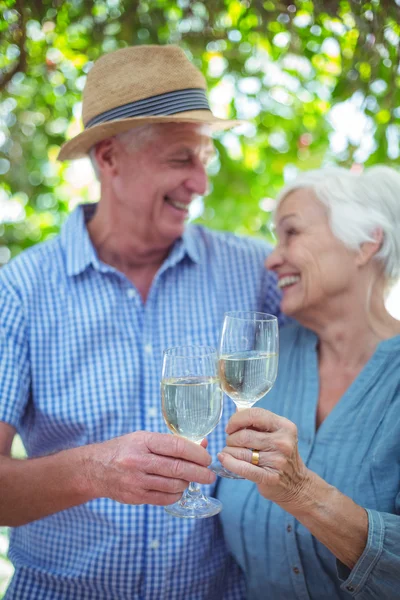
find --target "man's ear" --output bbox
[95,138,118,173]
[356,228,384,267]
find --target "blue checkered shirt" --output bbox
[0,204,283,600]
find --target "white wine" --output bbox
[219,351,278,409]
[161,376,223,443]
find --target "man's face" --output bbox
[110,123,214,247]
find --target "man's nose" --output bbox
[186,160,209,196]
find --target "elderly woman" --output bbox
[217,166,400,599]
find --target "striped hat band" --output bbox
[86,89,210,128]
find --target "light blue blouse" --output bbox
[217,323,400,600]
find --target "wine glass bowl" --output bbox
[161,345,223,518]
[219,311,279,409]
[210,311,279,479]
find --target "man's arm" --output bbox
[0,421,94,525]
[0,421,215,527]
[0,422,14,456]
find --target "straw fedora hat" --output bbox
[58,45,242,161]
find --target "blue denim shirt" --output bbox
[218,323,400,600]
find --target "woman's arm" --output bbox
[218,408,368,567]
[282,469,368,569]
[218,408,400,598]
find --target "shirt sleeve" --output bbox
[0,284,31,430]
[336,502,400,599]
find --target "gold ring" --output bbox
[250,449,260,466]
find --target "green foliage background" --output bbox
[1,0,400,594]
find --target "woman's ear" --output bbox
[356,228,384,267]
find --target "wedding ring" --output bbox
[250,449,260,466]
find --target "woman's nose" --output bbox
[265,246,283,271]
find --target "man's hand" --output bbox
[84,431,216,506]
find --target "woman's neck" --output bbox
[297,277,400,370]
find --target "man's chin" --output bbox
[161,224,187,246]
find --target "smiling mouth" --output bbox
[164,196,190,212]
[278,275,301,289]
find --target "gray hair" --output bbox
[89,122,211,179]
[275,165,400,282]
[89,124,165,178]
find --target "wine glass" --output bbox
[161,345,223,518]
[210,311,279,479]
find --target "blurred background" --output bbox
[1,0,400,594]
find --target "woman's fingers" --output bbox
[219,446,286,471]
[225,427,274,450]
[226,429,295,458]
[217,452,279,486]
[226,407,297,436]
[220,409,310,507]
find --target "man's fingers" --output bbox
[142,491,184,506]
[141,474,189,494]
[142,453,216,485]
[225,407,281,435]
[144,432,212,466]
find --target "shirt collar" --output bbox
[61,204,201,277]
[61,204,101,277]
[181,225,201,264]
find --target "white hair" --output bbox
[89,122,211,179]
[275,165,400,282]
[89,124,161,178]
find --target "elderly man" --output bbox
[0,45,282,599]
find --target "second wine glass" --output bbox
[210,311,279,479]
[161,345,223,518]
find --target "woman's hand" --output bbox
[218,407,313,510]
[219,407,370,570]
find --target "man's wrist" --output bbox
[61,444,100,503]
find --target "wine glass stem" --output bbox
[188,482,202,496]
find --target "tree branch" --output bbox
[0,0,27,92]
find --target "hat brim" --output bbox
[58,111,244,160]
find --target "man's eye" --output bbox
[172,158,190,164]
[286,228,297,237]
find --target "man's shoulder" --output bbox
[190,224,272,257]
[0,236,63,296]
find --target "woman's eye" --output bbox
[286,228,297,237]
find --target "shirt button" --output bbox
[150,539,160,550]
[286,525,292,533]
[346,585,355,593]
[144,344,153,354]
[147,407,158,418]
[293,567,300,575]
[127,289,135,298]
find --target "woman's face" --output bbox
[266,188,359,320]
